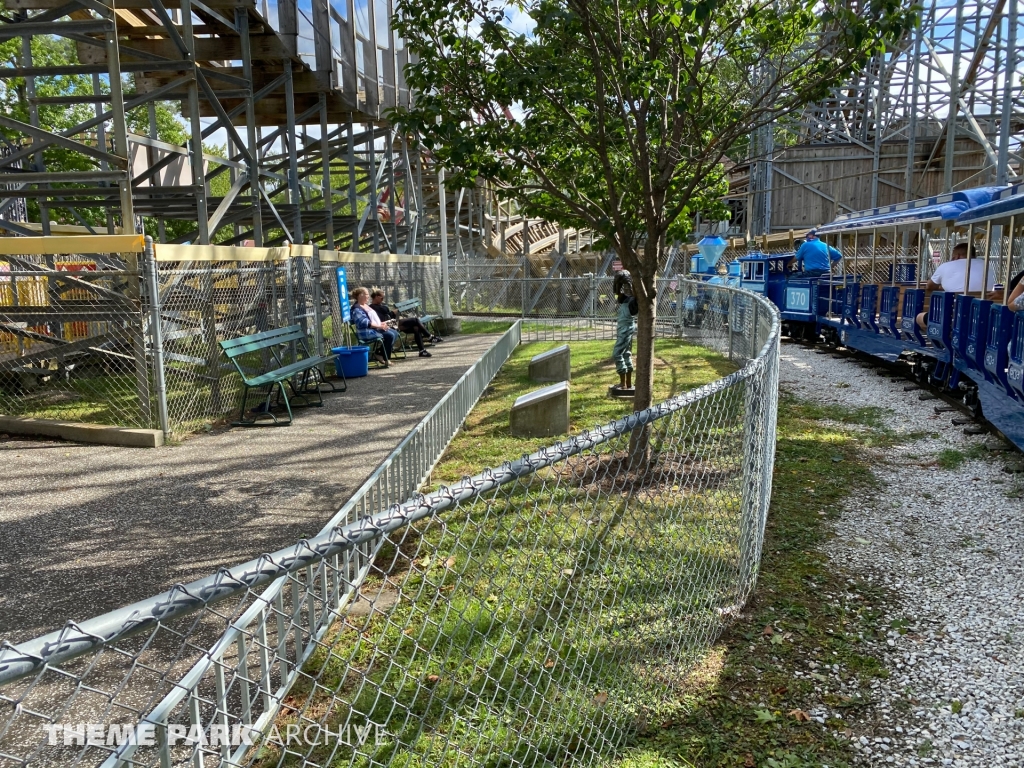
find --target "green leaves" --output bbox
[394,0,914,273]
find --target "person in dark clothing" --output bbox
[610,269,636,395]
[369,289,441,358]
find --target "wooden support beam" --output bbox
[78,34,288,63]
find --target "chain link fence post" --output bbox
[144,236,170,440]
[674,272,683,334]
[269,253,281,327]
[124,245,153,428]
[586,271,595,326]
[201,257,222,415]
[284,249,297,364]
[727,290,736,361]
[750,298,759,363]
[311,244,325,377]
[738,297,766,599]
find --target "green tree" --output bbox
[393,0,915,419]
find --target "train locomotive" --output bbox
[711,185,1024,451]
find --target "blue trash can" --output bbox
[333,346,369,378]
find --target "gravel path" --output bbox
[0,333,499,645]
[779,342,1024,767]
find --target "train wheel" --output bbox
[914,360,931,385]
[963,390,983,420]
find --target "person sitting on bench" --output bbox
[915,243,996,329]
[369,289,441,357]
[351,286,400,366]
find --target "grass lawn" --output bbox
[457,319,587,336]
[253,337,745,767]
[608,392,906,768]
[0,365,242,435]
[429,338,738,487]
[458,319,516,334]
[0,372,149,426]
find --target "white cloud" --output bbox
[502,5,535,36]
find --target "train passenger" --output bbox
[915,243,997,329]
[789,230,842,277]
[1008,277,1024,312]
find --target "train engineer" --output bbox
[789,229,843,277]
[786,230,843,278]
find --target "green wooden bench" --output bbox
[219,325,342,426]
[394,297,438,339]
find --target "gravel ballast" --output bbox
[779,342,1024,767]
[0,334,500,645]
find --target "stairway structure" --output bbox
[0,0,423,253]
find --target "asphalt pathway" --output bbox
[0,333,500,645]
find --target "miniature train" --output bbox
[687,184,1024,451]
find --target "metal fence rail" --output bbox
[0,281,779,768]
[0,321,521,768]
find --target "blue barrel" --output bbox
[333,346,369,378]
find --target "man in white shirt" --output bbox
[915,243,996,329]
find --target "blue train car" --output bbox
[717,184,1023,448]
[732,253,824,341]
[684,183,1023,451]
[681,259,740,326]
[945,186,1024,447]
[813,187,1006,363]
[795,183,1024,450]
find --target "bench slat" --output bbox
[220,325,307,357]
[242,355,336,387]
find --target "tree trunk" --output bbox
[633,293,656,414]
[626,239,660,463]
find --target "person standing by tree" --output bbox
[611,269,637,395]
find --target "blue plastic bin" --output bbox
[332,346,369,378]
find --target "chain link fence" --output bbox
[0,238,445,438]
[0,279,779,768]
[0,240,154,430]
[470,276,760,352]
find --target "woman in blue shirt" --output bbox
[351,286,401,366]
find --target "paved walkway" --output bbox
[0,333,500,645]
